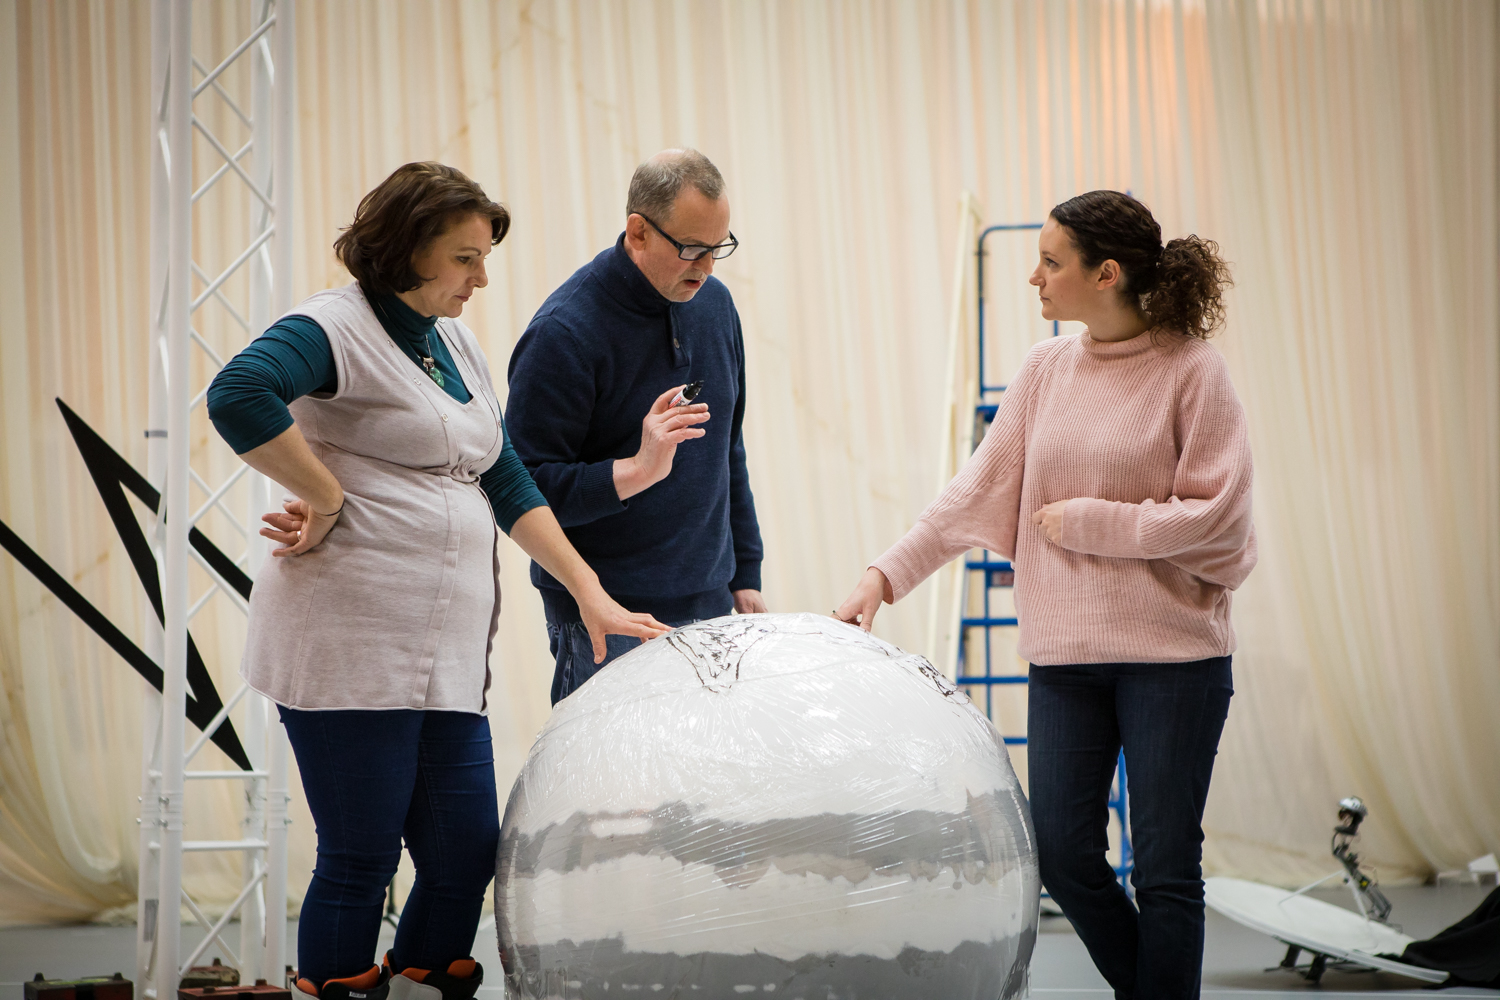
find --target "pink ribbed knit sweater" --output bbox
[874,330,1256,665]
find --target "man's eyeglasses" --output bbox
[639,214,738,261]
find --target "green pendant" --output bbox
[429,368,445,388]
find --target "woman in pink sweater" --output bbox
[836,190,1254,999]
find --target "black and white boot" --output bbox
[383,951,483,1000]
[290,965,391,1000]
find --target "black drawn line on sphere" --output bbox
[665,616,909,694]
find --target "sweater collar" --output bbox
[1080,327,1169,358]
[596,234,674,316]
[370,290,439,347]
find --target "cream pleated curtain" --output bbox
[1,0,1495,925]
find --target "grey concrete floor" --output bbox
[1,885,1494,998]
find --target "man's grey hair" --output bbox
[626,149,725,222]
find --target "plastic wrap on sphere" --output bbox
[496,612,1040,1000]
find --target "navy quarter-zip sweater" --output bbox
[505,235,763,624]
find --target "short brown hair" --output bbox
[334,162,510,297]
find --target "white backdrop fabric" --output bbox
[0,0,1495,924]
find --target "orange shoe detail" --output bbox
[326,966,381,991]
[295,981,320,998]
[383,951,429,982]
[445,961,476,980]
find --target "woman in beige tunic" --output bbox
[208,163,666,1000]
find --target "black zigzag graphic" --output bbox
[0,400,253,771]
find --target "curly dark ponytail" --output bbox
[1049,190,1232,339]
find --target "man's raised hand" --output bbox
[612,384,710,501]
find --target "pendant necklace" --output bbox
[419,328,445,389]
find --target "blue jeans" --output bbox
[278,707,499,982]
[1027,658,1233,1000]
[547,618,697,705]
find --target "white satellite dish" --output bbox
[1205,877,1448,985]
[1205,797,1453,986]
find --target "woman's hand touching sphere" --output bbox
[833,567,894,632]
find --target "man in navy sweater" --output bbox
[505,149,765,704]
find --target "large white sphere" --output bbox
[496,613,1040,999]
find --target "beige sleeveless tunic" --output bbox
[241,283,506,713]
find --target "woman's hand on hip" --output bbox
[260,498,341,556]
[833,566,893,632]
[1031,499,1070,545]
[576,587,671,664]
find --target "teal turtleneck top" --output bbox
[206,290,547,534]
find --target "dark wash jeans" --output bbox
[1028,657,1233,1000]
[278,707,499,983]
[547,618,698,705]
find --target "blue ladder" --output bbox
[957,222,1133,892]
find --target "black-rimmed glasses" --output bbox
[639,213,738,261]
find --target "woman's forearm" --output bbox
[509,505,670,658]
[239,424,345,514]
[507,505,602,599]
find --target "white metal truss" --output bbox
[140,1,295,994]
